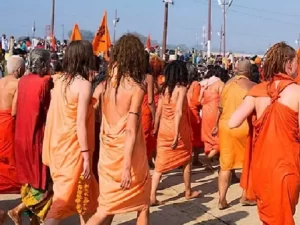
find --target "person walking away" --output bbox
[151,60,200,206]
[229,42,300,225]
[8,49,54,225]
[85,34,151,225]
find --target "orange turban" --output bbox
[255,57,262,65]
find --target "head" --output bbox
[149,56,164,79]
[28,49,51,76]
[215,65,230,82]
[62,40,94,81]
[108,34,146,92]
[237,60,251,77]
[2,34,6,39]
[7,56,26,78]
[162,60,189,98]
[263,42,298,80]
[250,64,260,83]
[186,62,199,84]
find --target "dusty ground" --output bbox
[1,167,299,225]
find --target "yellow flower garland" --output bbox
[75,175,90,215]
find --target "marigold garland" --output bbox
[75,175,90,215]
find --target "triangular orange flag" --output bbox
[146,34,151,50]
[70,23,82,42]
[92,11,112,60]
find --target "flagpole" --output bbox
[113,9,120,45]
[51,0,55,49]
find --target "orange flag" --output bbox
[92,11,112,60]
[70,23,82,42]
[146,34,151,50]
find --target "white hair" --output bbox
[7,56,25,74]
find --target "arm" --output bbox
[191,82,201,106]
[77,81,92,162]
[153,95,163,134]
[213,84,225,127]
[146,74,156,123]
[228,96,255,128]
[174,87,188,140]
[123,87,145,170]
[11,82,19,117]
[92,82,104,109]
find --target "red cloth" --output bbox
[0,109,21,194]
[141,95,156,159]
[15,74,53,190]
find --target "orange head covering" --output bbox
[255,57,262,65]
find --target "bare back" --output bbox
[0,76,18,110]
[102,77,145,126]
[255,82,300,119]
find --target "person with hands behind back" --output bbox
[151,60,200,206]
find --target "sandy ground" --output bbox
[1,167,299,225]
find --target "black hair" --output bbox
[161,60,189,98]
[250,64,260,83]
[186,62,199,84]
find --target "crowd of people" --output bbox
[0,33,299,225]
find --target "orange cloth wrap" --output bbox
[42,78,99,220]
[98,113,151,214]
[247,74,300,225]
[219,77,249,170]
[187,81,204,148]
[201,90,219,154]
[155,96,192,173]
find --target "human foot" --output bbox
[8,209,22,225]
[150,199,164,207]
[240,198,257,206]
[0,210,6,225]
[185,191,201,200]
[218,201,230,210]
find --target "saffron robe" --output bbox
[42,77,99,220]
[248,74,300,225]
[155,95,192,173]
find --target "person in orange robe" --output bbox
[42,41,99,225]
[141,51,156,168]
[186,63,204,166]
[199,66,224,168]
[86,34,151,225]
[295,48,300,84]
[214,60,256,209]
[151,60,200,206]
[229,42,300,225]
[0,56,25,194]
[0,56,25,225]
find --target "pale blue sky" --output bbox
[2,0,300,53]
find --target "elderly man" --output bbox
[8,49,53,225]
[0,56,25,225]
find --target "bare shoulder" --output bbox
[73,78,91,95]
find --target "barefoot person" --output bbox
[42,41,99,225]
[86,34,151,225]
[216,60,256,210]
[151,60,200,206]
[0,56,25,194]
[199,66,224,169]
[8,49,53,225]
[229,42,300,225]
[0,56,25,225]
[186,62,204,166]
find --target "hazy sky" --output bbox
[2,0,300,53]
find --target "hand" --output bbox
[81,159,91,179]
[120,168,132,190]
[171,136,178,150]
[152,126,158,136]
[211,126,218,137]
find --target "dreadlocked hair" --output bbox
[186,62,199,85]
[161,60,189,100]
[262,42,296,81]
[149,56,164,78]
[107,34,146,96]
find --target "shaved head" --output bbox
[237,60,251,77]
[7,56,25,77]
